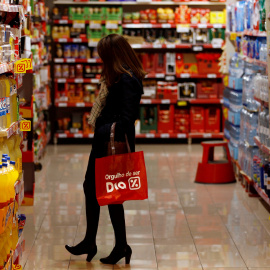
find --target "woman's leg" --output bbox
[83,150,100,246]
[108,204,127,248]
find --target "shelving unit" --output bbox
[19,0,51,205]
[52,0,226,143]
[226,0,270,207]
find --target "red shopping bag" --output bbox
[95,123,148,206]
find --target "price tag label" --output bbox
[55,58,64,63]
[207,74,217,78]
[166,44,175,48]
[180,74,190,78]
[58,133,67,138]
[20,120,31,131]
[74,133,83,138]
[177,101,188,106]
[162,23,172,28]
[131,44,142,49]
[73,20,85,29]
[213,24,223,28]
[67,58,75,63]
[165,76,175,81]
[177,134,186,138]
[88,40,98,47]
[198,24,207,28]
[88,134,94,138]
[156,73,165,78]
[193,46,203,52]
[141,99,152,104]
[153,44,162,48]
[91,79,99,83]
[73,38,82,43]
[76,102,85,107]
[59,20,68,24]
[89,21,102,29]
[161,99,170,104]
[203,133,212,138]
[75,78,84,83]
[58,103,67,107]
[145,133,155,138]
[177,24,190,33]
[106,21,118,29]
[58,38,67,42]
[160,133,170,138]
[57,79,66,83]
[87,59,96,63]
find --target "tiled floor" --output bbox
[21,144,270,270]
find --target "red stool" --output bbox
[195,141,235,184]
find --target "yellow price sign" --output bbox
[230,32,237,41]
[14,59,32,73]
[20,120,31,131]
[13,265,22,270]
[177,101,188,107]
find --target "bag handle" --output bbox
[110,122,131,155]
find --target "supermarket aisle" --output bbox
[20,144,270,270]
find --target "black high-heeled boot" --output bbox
[65,241,97,262]
[100,245,132,265]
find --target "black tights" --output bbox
[82,148,127,249]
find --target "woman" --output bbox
[65,34,146,265]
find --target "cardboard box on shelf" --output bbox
[142,80,156,99]
[105,7,123,21]
[176,53,198,76]
[140,105,158,133]
[197,81,219,99]
[158,105,175,133]
[166,53,176,75]
[196,53,221,74]
[178,83,196,99]
[205,107,221,133]
[174,108,190,133]
[155,53,166,74]
[83,112,94,134]
[190,106,205,133]
[157,82,178,99]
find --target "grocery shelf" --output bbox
[55,131,224,139]
[123,23,225,29]
[242,56,267,68]
[0,3,24,12]
[189,98,223,104]
[243,29,267,37]
[54,37,89,43]
[177,73,222,78]
[226,30,267,38]
[54,0,226,5]
[55,101,94,107]
[0,62,15,75]
[55,78,100,83]
[0,121,20,139]
[54,58,102,63]
[254,96,269,107]
[131,43,222,49]
[254,136,270,155]
[253,182,270,207]
[0,202,15,234]
[55,98,223,107]
[54,19,121,24]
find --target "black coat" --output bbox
[95,72,143,153]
